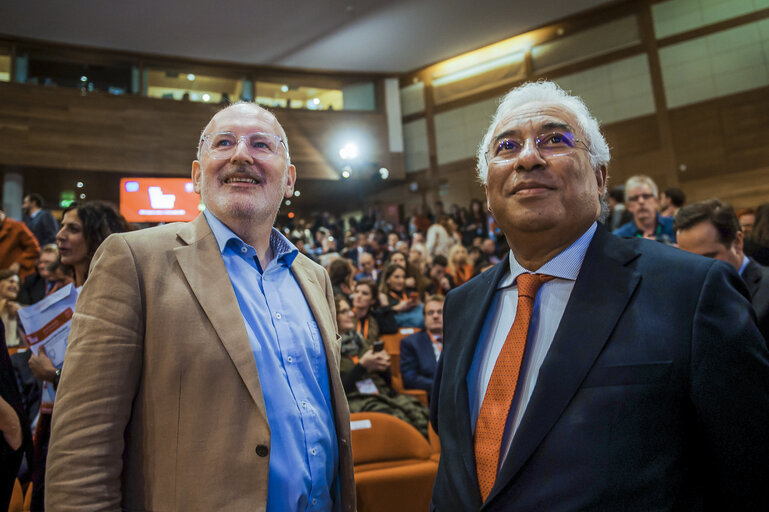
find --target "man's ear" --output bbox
[595,164,608,195]
[191,161,202,194]
[284,164,297,198]
[734,229,744,253]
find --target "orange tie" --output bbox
[474,273,554,501]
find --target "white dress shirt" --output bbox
[467,222,597,469]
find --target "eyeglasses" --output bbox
[485,131,589,166]
[627,193,655,203]
[200,131,286,160]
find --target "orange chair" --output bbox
[381,331,429,406]
[8,479,23,512]
[350,412,438,512]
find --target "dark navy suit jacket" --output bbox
[400,331,438,394]
[431,225,769,511]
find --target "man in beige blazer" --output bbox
[46,103,355,511]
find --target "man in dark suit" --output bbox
[400,295,443,394]
[430,81,769,511]
[675,198,769,341]
[22,193,58,247]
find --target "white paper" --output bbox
[18,284,79,368]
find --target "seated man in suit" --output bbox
[46,103,356,512]
[675,198,769,341]
[400,295,443,395]
[431,81,769,511]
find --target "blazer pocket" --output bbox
[582,361,672,388]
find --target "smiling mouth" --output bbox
[224,176,261,185]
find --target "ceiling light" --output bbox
[294,190,301,197]
[202,94,211,101]
[76,181,84,188]
[285,200,291,206]
[312,98,320,105]
[379,167,390,180]
[80,76,88,82]
[341,168,351,179]
[187,74,196,81]
[79,193,86,199]
[339,142,359,160]
[280,85,289,92]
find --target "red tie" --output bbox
[474,273,554,501]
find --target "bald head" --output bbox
[197,102,290,163]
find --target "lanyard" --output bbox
[357,317,369,340]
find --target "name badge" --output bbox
[355,378,379,394]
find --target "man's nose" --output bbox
[515,138,546,171]
[230,138,254,163]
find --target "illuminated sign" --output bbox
[120,178,200,223]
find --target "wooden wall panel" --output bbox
[0,81,392,184]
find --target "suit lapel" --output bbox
[451,261,510,486]
[742,259,761,298]
[489,227,641,503]
[173,215,268,419]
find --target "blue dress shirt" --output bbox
[204,210,339,511]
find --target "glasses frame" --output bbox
[485,131,590,167]
[200,131,287,160]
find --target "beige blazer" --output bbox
[46,215,355,512]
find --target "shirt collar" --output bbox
[203,209,298,267]
[499,222,597,289]
[739,254,750,276]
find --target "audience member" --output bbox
[335,295,429,437]
[379,264,423,328]
[46,103,356,511]
[447,244,474,286]
[0,270,21,348]
[1,323,27,511]
[424,255,454,296]
[431,80,769,510]
[354,251,377,282]
[675,199,769,341]
[745,203,769,266]
[400,295,444,395]
[0,209,40,280]
[18,244,59,305]
[737,208,756,238]
[659,187,686,217]
[480,238,500,265]
[426,214,459,258]
[22,193,59,246]
[329,258,355,302]
[607,185,633,231]
[613,175,675,244]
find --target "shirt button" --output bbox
[241,247,247,253]
[287,356,293,363]
[276,313,282,319]
[302,401,308,408]
[312,499,317,505]
[311,448,317,455]
[255,444,269,457]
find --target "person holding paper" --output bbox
[46,103,356,512]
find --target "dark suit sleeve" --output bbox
[400,335,434,392]
[690,261,769,508]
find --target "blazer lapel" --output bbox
[173,215,268,419]
[451,261,510,485]
[489,227,641,503]
[742,259,761,298]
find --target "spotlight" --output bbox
[79,193,86,199]
[339,142,359,160]
[76,181,84,188]
[280,85,289,92]
[80,76,88,82]
[341,166,351,179]
[294,190,301,197]
[187,74,196,81]
[379,167,390,180]
[285,200,291,206]
[312,98,320,105]
[202,94,211,102]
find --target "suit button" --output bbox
[255,444,269,457]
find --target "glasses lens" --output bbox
[206,132,281,160]
[488,131,582,166]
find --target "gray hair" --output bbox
[195,101,291,167]
[624,175,658,201]
[476,81,610,184]
[476,81,611,223]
